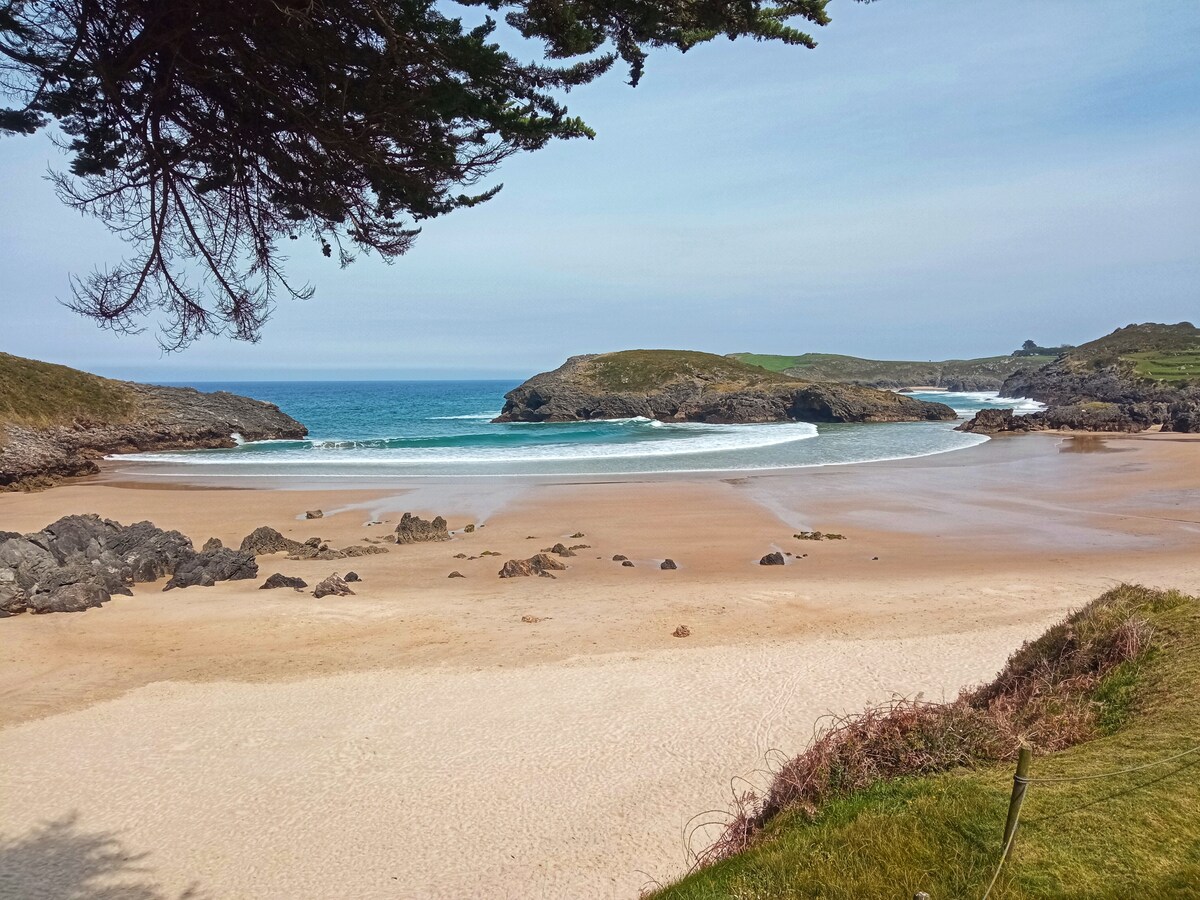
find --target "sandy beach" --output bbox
[2,432,1199,899]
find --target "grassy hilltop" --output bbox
[730,352,1055,391]
[577,350,796,393]
[0,352,135,429]
[1054,322,1200,383]
[653,585,1200,899]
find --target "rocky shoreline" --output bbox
[958,323,1199,435]
[494,351,957,425]
[1,380,307,490]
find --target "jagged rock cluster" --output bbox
[394,512,450,543]
[0,514,257,616]
[498,553,568,578]
[239,526,389,561]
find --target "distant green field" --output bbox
[1127,350,1200,382]
[729,352,1053,388]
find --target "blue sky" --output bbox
[1,0,1198,380]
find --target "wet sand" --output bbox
[1,433,1198,898]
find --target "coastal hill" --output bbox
[1002,321,1200,404]
[493,350,957,424]
[959,323,1200,434]
[0,352,307,489]
[728,349,1057,392]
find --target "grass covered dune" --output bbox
[655,585,1200,899]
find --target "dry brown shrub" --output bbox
[694,587,1158,871]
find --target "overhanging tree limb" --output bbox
[1,0,842,347]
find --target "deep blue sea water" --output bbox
[116,382,1041,479]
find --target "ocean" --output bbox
[116,382,1043,479]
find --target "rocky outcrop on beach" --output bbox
[394,512,451,543]
[240,526,307,556]
[313,573,355,598]
[958,404,1155,434]
[163,548,258,591]
[957,409,1038,434]
[498,553,568,578]
[0,514,257,616]
[996,323,1200,433]
[0,353,308,490]
[238,525,389,561]
[493,351,957,425]
[261,573,308,590]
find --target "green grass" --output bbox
[1127,350,1200,383]
[584,350,793,393]
[0,352,134,429]
[728,353,1054,388]
[1061,322,1200,370]
[653,586,1200,899]
[732,354,815,374]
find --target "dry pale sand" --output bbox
[1,433,1199,898]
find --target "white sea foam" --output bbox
[427,413,498,420]
[119,421,820,466]
[918,391,1045,414]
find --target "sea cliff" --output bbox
[0,353,307,489]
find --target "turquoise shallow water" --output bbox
[116,382,1039,478]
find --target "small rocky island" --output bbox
[0,351,307,489]
[494,350,957,424]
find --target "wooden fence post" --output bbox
[1002,744,1032,858]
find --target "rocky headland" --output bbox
[0,352,307,489]
[493,351,957,424]
[959,323,1200,434]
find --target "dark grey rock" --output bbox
[344,571,360,582]
[260,573,307,590]
[164,549,258,591]
[106,519,195,583]
[0,567,28,617]
[202,537,224,552]
[28,582,109,614]
[760,552,786,566]
[660,559,678,570]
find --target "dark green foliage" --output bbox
[1014,340,1074,358]
[0,0,838,347]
